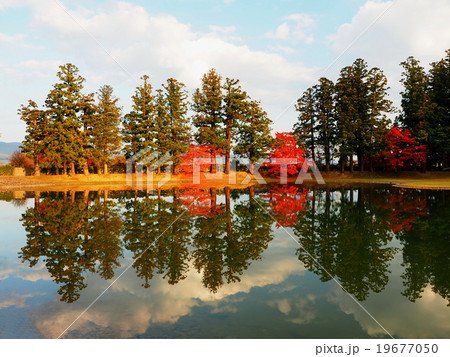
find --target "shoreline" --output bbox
[1,172,450,192]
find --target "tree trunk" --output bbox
[249,186,255,200]
[349,156,354,173]
[249,161,255,175]
[357,151,364,172]
[104,163,108,175]
[70,162,76,176]
[210,155,217,173]
[34,161,41,176]
[63,162,67,176]
[225,151,230,175]
[83,160,89,175]
[340,156,345,173]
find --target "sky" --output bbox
[1,0,450,142]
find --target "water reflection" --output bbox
[14,185,450,309]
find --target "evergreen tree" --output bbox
[428,49,450,169]
[44,63,86,175]
[162,78,191,173]
[19,100,47,175]
[397,56,431,142]
[122,75,156,162]
[79,93,96,175]
[294,87,317,161]
[223,78,247,174]
[90,85,122,174]
[192,68,225,173]
[335,59,391,172]
[234,100,273,173]
[315,77,337,173]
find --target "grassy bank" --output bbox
[1,171,450,191]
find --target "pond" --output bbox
[0,185,448,338]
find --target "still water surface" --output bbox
[0,185,448,338]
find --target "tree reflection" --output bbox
[20,192,123,303]
[395,190,450,306]
[122,193,192,288]
[294,187,397,301]
[261,185,308,227]
[191,187,274,292]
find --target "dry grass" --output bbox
[1,171,450,192]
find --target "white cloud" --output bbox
[265,13,315,43]
[326,0,450,116]
[31,245,306,338]
[328,256,450,338]
[208,25,237,34]
[265,22,290,40]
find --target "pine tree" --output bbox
[79,93,96,175]
[223,78,247,174]
[428,49,450,169]
[19,100,47,175]
[192,68,225,173]
[122,75,156,163]
[44,63,86,175]
[294,87,317,161]
[234,100,273,173]
[398,56,430,142]
[315,77,337,173]
[91,85,122,174]
[162,78,191,174]
[365,67,393,170]
[335,59,391,172]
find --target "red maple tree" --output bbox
[263,132,306,177]
[178,144,224,174]
[377,127,428,170]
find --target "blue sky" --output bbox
[1,0,450,142]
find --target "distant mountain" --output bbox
[0,141,21,164]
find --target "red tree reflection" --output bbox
[262,185,308,227]
[178,189,224,217]
[372,189,428,232]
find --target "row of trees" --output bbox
[20,64,273,175]
[294,50,450,172]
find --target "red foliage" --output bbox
[263,132,306,177]
[178,144,224,174]
[178,189,224,217]
[377,127,428,170]
[262,185,308,227]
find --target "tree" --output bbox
[428,49,450,169]
[223,78,248,174]
[79,93,96,175]
[122,75,156,162]
[377,127,428,170]
[90,85,122,174]
[234,100,273,173]
[335,59,392,172]
[263,132,306,178]
[9,150,33,168]
[19,100,47,175]
[397,56,430,143]
[162,78,191,174]
[315,77,337,173]
[192,68,226,173]
[44,63,86,175]
[294,87,316,161]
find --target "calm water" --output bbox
[0,185,448,339]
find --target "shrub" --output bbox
[0,165,14,176]
[9,151,34,168]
